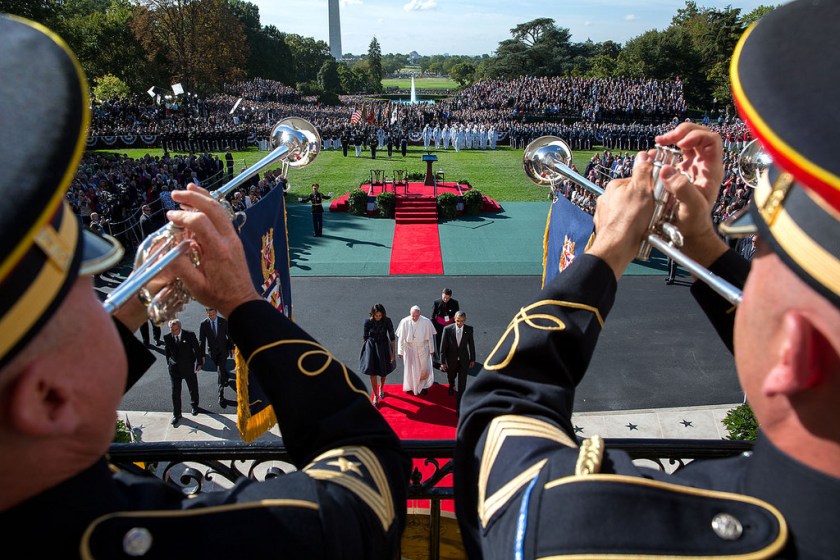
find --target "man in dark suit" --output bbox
[164,318,203,425]
[431,287,459,368]
[440,311,475,416]
[199,307,234,408]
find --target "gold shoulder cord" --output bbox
[575,435,604,476]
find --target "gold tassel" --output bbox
[235,346,278,443]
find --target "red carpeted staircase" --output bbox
[395,196,438,224]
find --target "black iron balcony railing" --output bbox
[109,438,753,560]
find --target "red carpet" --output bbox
[378,383,456,513]
[389,223,443,275]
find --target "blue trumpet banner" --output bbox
[542,194,595,288]
[234,185,293,442]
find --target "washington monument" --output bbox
[328,0,342,60]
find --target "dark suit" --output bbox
[164,329,202,417]
[431,297,459,365]
[199,316,234,403]
[440,322,475,413]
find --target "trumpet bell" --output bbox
[523,136,574,187]
[270,117,321,168]
[738,138,773,188]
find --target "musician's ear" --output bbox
[763,311,836,396]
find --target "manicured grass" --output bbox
[92,145,608,202]
[382,77,458,90]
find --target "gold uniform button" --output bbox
[711,513,744,540]
[123,527,153,556]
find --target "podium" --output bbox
[422,153,438,186]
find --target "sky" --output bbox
[251,0,773,57]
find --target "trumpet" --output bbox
[737,138,773,188]
[523,136,744,306]
[103,117,321,324]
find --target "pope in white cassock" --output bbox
[395,305,436,394]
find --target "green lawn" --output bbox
[92,145,610,202]
[382,77,458,90]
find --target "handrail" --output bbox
[108,438,752,560]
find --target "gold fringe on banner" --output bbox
[235,347,278,443]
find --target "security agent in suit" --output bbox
[298,182,332,237]
[199,307,234,408]
[164,318,203,423]
[455,4,840,558]
[431,288,459,367]
[0,17,409,558]
[439,311,475,415]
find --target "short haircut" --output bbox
[410,305,420,313]
[454,311,466,319]
[442,288,452,296]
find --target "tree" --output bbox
[510,17,556,47]
[225,0,294,85]
[381,53,409,76]
[741,5,777,27]
[283,33,330,84]
[367,36,383,92]
[317,58,340,93]
[338,62,369,94]
[449,62,476,87]
[92,73,130,100]
[131,0,247,92]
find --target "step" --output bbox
[396,217,439,225]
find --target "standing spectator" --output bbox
[138,318,162,347]
[665,257,678,285]
[164,318,203,425]
[137,204,157,237]
[395,305,436,395]
[225,147,234,181]
[431,288,459,368]
[298,183,332,237]
[88,212,104,234]
[360,303,396,407]
[199,307,234,408]
[440,311,475,416]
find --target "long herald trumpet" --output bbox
[523,136,744,306]
[103,117,321,324]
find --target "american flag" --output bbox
[350,107,362,124]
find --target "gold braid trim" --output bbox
[575,435,604,476]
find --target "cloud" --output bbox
[624,14,638,21]
[340,0,362,6]
[403,0,438,11]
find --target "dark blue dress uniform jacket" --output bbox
[2,300,409,558]
[455,252,840,559]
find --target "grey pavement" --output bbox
[117,403,741,443]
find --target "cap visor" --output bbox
[718,205,758,238]
[79,230,124,275]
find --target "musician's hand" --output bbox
[656,123,724,192]
[168,184,260,318]
[655,124,728,267]
[588,151,656,278]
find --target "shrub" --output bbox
[376,191,397,218]
[437,192,458,221]
[722,402,758,440]
[463,189,484,215]
[114,417,136,443]
[348,188,369,216]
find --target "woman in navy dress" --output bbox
[360,303,396,406]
